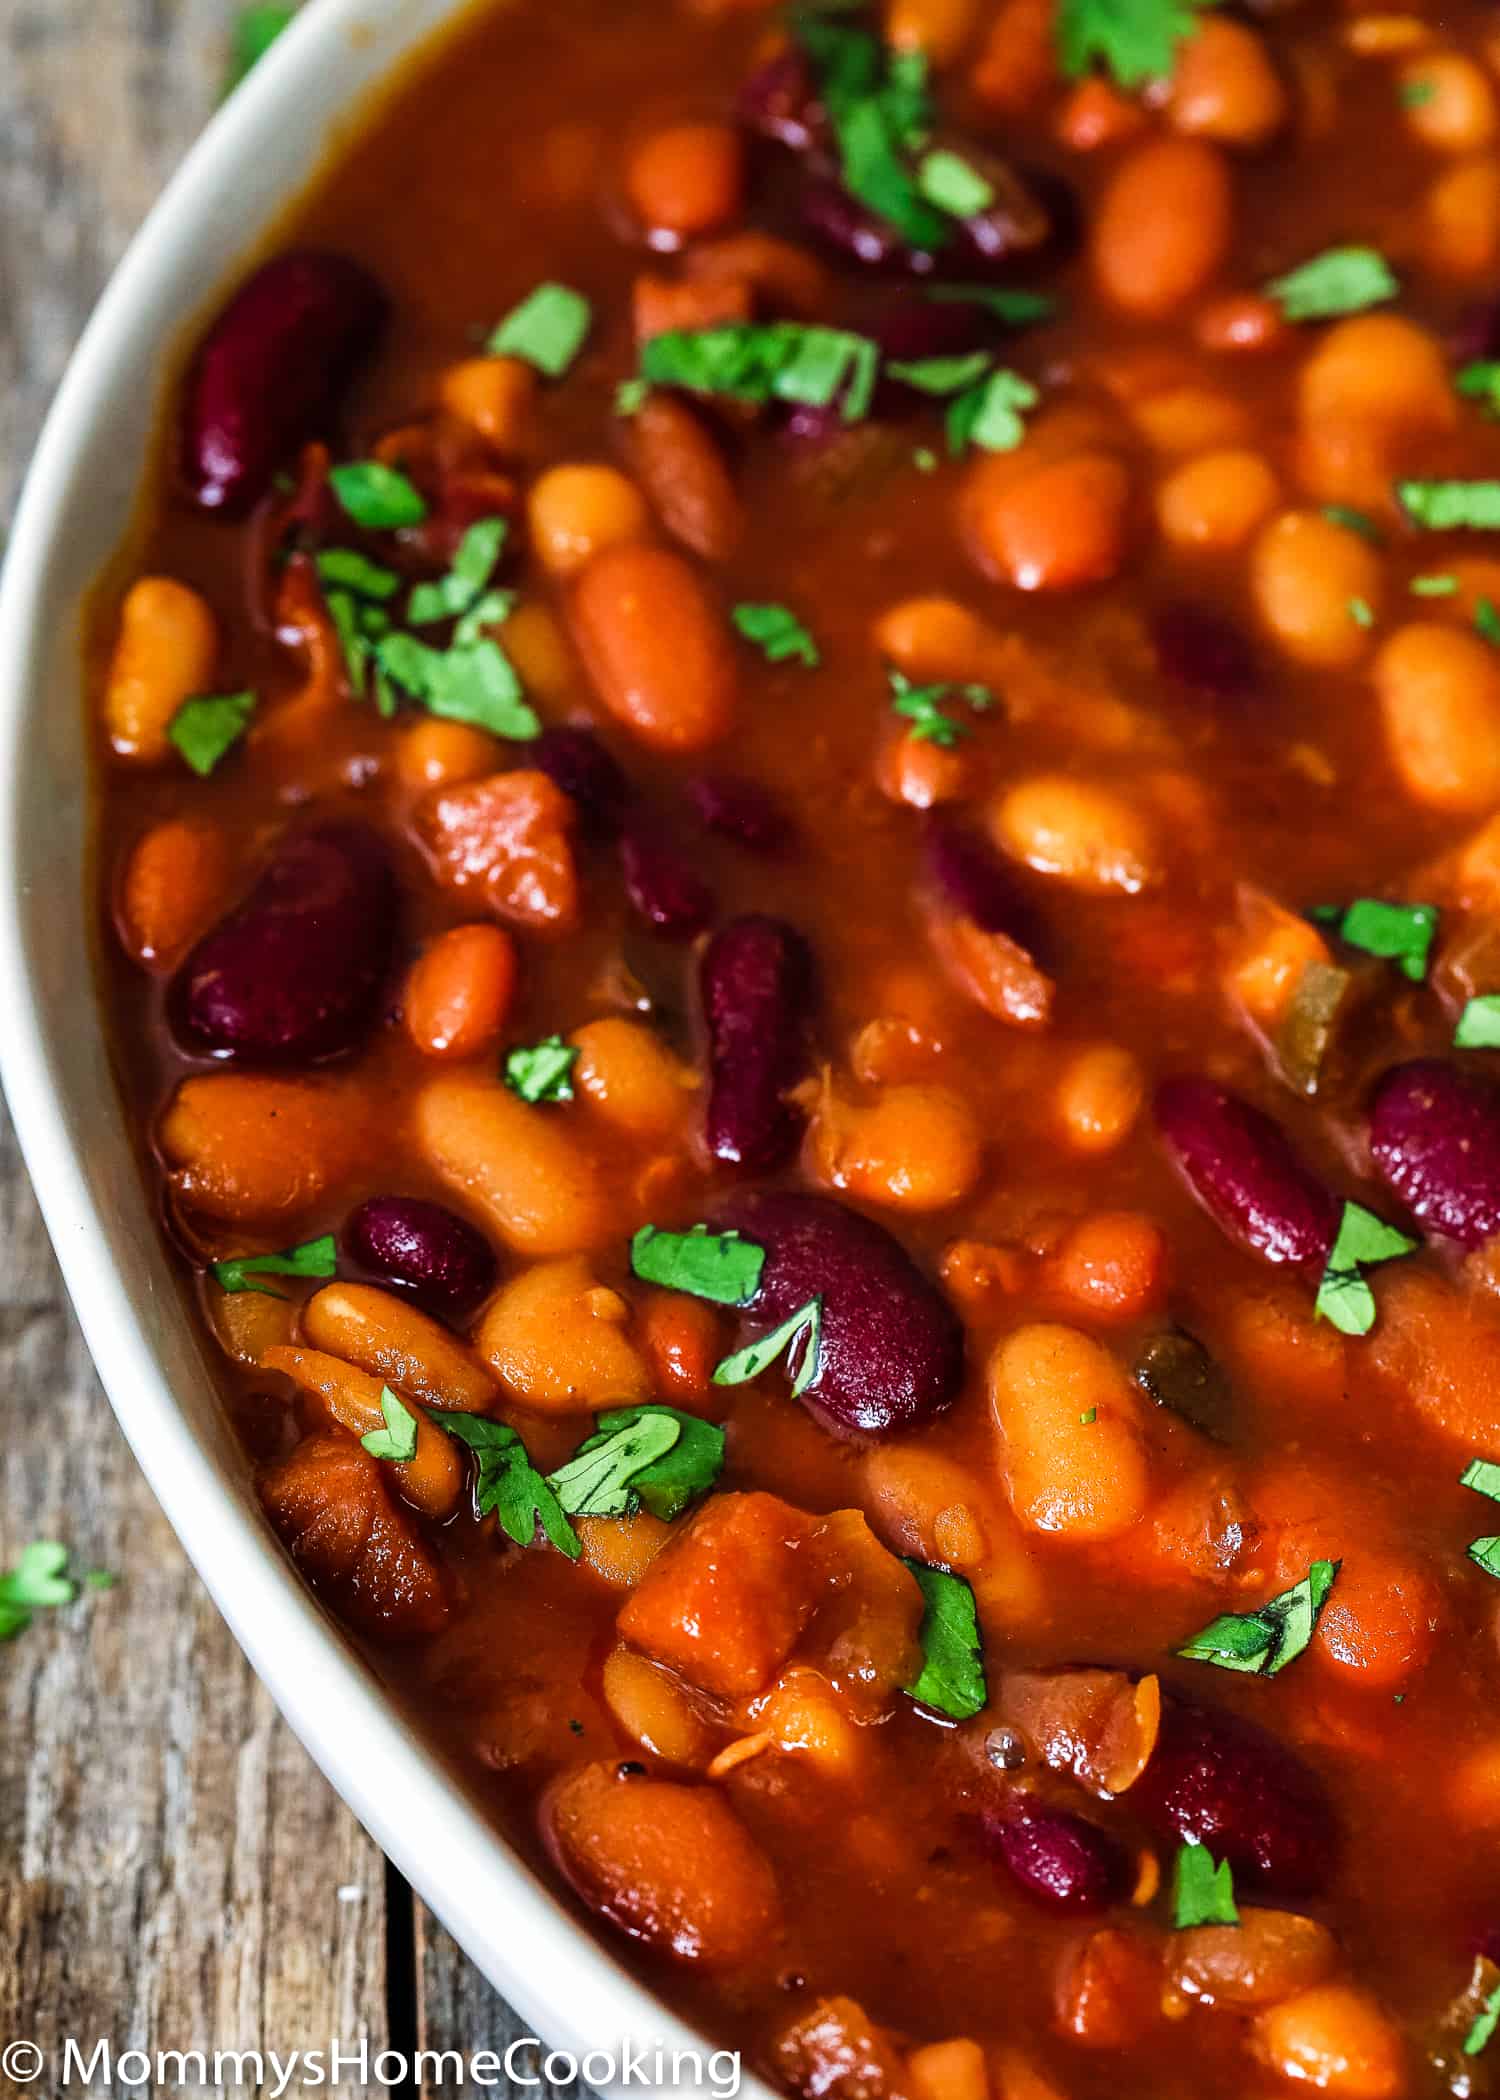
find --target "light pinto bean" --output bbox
[630,392,743,562]
[404,923,519,1059]
[528,464,651,578]
[1377,623,1500,813]
[990,1324,1150,1541]
[474,1255,653,1410]
[990,775,1162,894]
[160,1074,371,1226]
[117,817,232,969]
[1090,138,1233,315]
[261,1343,463,1519]
[302,1282,498,1412]
[1251,511,1383,668]
[438,355,539,449]
[415,1073,614,1253]
[571,1017,698,1143]
[601,1645,716,1766]
[1168,17,1288,147]
[569,543,738,752]
[104,577,220,763]
[1155,449,1280,551]
[803,1079,983,1213]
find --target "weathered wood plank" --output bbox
[0,8,400,2092]
[415,1909,585,2100]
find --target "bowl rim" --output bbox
[0,5,774,2090]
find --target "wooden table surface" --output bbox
[0,8,584,2094]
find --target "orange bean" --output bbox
[624,121,745,238]
[1169,1910,1338,2011]
[476,1255,652,1409]
[160,1074,369,1226]
[630,392,743,562]
[571,1016,698,1143]
[885,0,979,66]
[576,1511,674,1587]
[970,0,1056,112]
[876,727,969,809]
[261,1343,462,1519]
[875,595,1009,686]
[805,1079,983,1213]
[116,817,231,970]
[1251,510,1383,668]
[1424,155,1500,277]
[906,2040,988,2100]
[529,464,651,579]
[1195,291,1288,354]
[438,355,538,449]
[1055,1044,1145,1154]
[403,923,519,1059]
[1299,315,1457,439]
[637,1289,725,1408]
[1054,1927,1162,2050]
[990,1324,1150,1541]
[991,774,1161,894]
[570,543,738,751]
[600,1646,716,1766]
[416,1074,613,1255]
[1044,1212,1169,1324]
[1091,139,1233,316]
[1400,51,1498,151]
[1055,76,1149,151]
[1168,17,1288,147]
[964,453,1132,592]
[1156,448,1280,549]
[396,718,502,790]
[302,1281,498,1413]
[1254,1986,1405,2099]
[104,577,220,763]
[1130,383,1251,456]
[1376,622,1500,812]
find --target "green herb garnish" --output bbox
[222,4,295,95]
[630,1225,766,1305]
[504,1035,579,1104]
[0,1543,88,1642]
[639,323,880,422]
[487,283,592,377]
[732,602,821,668]
[902,1561,986,1720]
[926,286,1057,326]
[1411,573,1460,596]
[329,461,428,530]
[1459,360,1500,417]
[793,9,950,250]
[713,1296,823,1398]
[889,667,996,746]
[1477,599,1500,648]
[1456,995,1500,1048]
[1319,897,1438,981]
[1461,1459,1500,1581]
[316,549,401,601]
[1466,1981,1500,2058]
[1348,596,1375,630]
[1266,247,1398,323]
[361,1387,419,1464]
[210,1233,338,1300]
[916,150,995,219]
[375,627,537,740]
[168,691,257,777]
[1171,1841,1239,1929]
[886,351,996,397]
[1315,1201,1419,1337]
[1322,506,1382,544]
[1179,1559,1341,1676]
[1056,0,1206,86]
[408,518,509,626]
[1401,480,1500,531]
[429,1411,580,1559]
[549,1406,725,1523]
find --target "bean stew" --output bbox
[94,0,1500,2091]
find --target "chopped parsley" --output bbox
[209,1233,338,1299]
[504,1035,579,1104]
[1400,75,1438,109]
[902,1561,987,1720]
[916,149,995,219]
[329,460,428,531]
[732,602,821,668]
[429,1411,580,1558]
[1321,506,1382,544]
[1348,596,1375,630]
[168,691,257,777]
[408,518,509,626]
[1401,480,1500,531]
[0,1543,94,1642]
[713,1296,823,1398]
[638,323,880,422]
[375,625,537,741]
[887,351,995,397]
[1178,1559,1341,1677]
[1411,573,1460,596]
[1316,897,1438,981]
[1171,1841,1239,1930]
[792,8,950,251]
[1056,0,1206,86]
[1456,995,1500,1048]
[1461,1458,1500,1581]
[1466,1981,1500,2058]
[926,285,1057,326]
[946,369,1038,455]
[222,4,295,96]
[316,548,400,601]
[889,667,996,746]
[1265,246,1398,323]
[1477,599,1500,648]
[548,1406,725,1522]
[486,283,592,378]
[1457,360,1500,415]
[361,1387,418,1464]
[1315,1202,1419,1337]
[629,1224,766,1305]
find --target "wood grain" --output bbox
[0,8,573,2095]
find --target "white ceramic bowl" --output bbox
[0,7,768,2091]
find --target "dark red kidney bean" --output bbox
[620,823,716,941]
[1155,1077,1341,1268]
[737,48,828,154]
[345,1197,497,1322]
[1130,1697,1337,1899]
[801,162,1067,282]
[981,1801,1131,1916]
[1152,602,1260,705]
[925,819,1052,964]
[1369,1058,1500,1249]
[170,824,396,1063]
[532,726,633,840]
[869,298,1006,416]
[701,916,815,1172]
[179,251,389,518]
[688,774,791,853]
[1450,299,1500,367]
[715,1191,965,1436]
[800,179,913,272]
